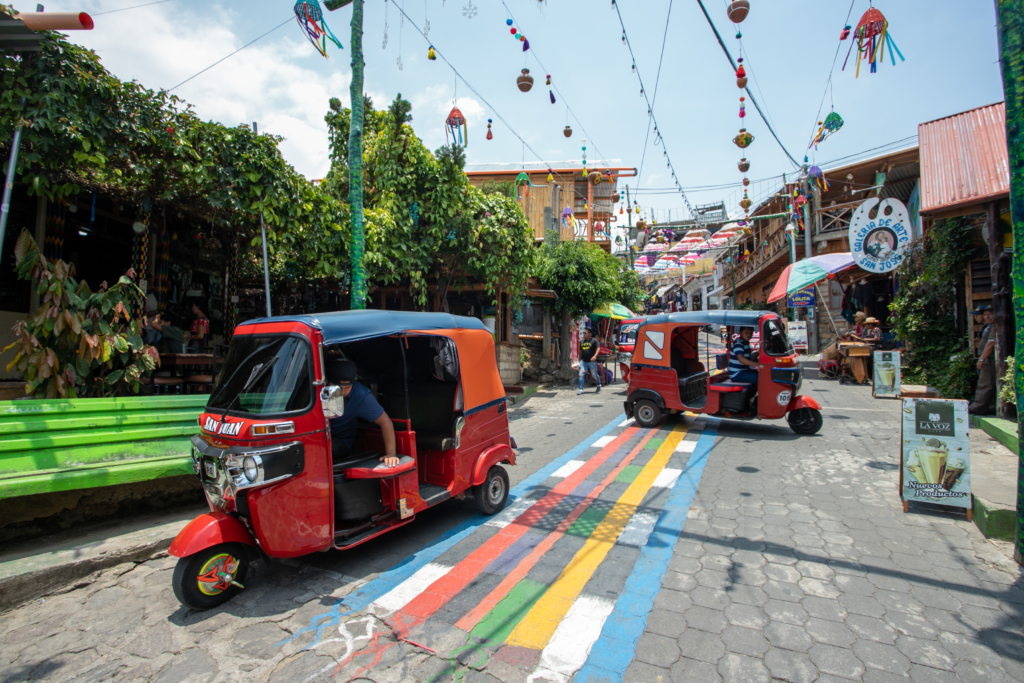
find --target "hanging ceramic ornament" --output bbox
[843,6,904,77]
[840,24,851,40]
[588,171,602,185]
[727,0,750,23]
[546,74,551,85]
[736,59,747,88]
[427,45,436,60]
[733,128,754,149]
[517,68,534,92]
[506,17,513,27]
[486,118,493,140]
[738,158,750,173]
[809,110,844,149]
[564,125,572,137]
[740,191,752,211]
[743,178,750,187]
[445,107,468,146]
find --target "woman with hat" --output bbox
[860,317,882,345]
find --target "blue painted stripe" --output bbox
[575,417,721,683]
[279,413,626,649]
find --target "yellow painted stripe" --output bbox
[506,421,689,649]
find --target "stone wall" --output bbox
[496,342,522,386]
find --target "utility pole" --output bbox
[253,122,272,317]
[993,0,1024,566]
[326,0,365,309]
[802,163,818,354]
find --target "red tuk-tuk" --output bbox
[616,317,646,383]
[169,311,516,610]
[623,310,823,434]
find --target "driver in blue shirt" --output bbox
[327,360,398,467]
[728,326,760,384]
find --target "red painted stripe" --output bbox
[385,427,638,635]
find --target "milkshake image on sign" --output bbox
[877,361,896,391]
[942,457,966,491]
[912,438,948,485]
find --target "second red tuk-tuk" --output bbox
[616,317,646,383]
[623,310,823,434]
[168,311,516,610]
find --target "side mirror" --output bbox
[321,385,345,418]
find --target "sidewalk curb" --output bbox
[0,536,173,614]
[970,414,1019,455]
[973,495,1015,541]
[507,384,540,408]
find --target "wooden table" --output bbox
[837,342,872,383]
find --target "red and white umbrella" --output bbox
[643,242,667,252]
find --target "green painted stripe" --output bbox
[644,437,665,450]
[0,423,200,454]
[0,455,195,499]
[0,395,209,417]
[0,408,204,437]
[0,437,194,476]
[565,505,612,539]
[614,464,644,484]
[470,578,549,646]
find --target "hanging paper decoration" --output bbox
[727,0,750,24]
[561,207,576,231]
[840,24,851,40]
[486,118,493,140]
[738,97,746,119]
[428,45,436,60]
[523,37,530,52]
[733,129,754,149]
[517,68,534,92]
[809,110,844,149]
[550,90,556,104]
[547,168,554,182]
[843,6,904,77]
[736,58,747,88]
[514,172,532,200]
[546,74,551,85]
[445,106,468,146]
[809,165,829,192]
[294,0,343,59]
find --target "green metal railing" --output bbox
[0,395,208,499]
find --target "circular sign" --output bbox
[848,198,912,273]
[777,391,792,406]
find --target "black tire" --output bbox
[633,399,663,428]
[475,466,509,515]
[788,407,823,435]
[172,543,249,611]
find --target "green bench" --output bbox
[0,395,209,499]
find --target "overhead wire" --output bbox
[611,0,697,219]
[693,0,800,168]
[805,0,858,151]
[167,16,293,92]
[93,0,175,15]
[633,0,673,204]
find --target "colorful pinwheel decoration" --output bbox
[809,166,829,192]
[445,106,468,147]
[294,0,343,58]
[810,111,844,149]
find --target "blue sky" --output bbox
[46,0,1004,221]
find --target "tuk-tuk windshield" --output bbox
[619,323,641,345]
[207,335,314,415]
[761,318,794,356]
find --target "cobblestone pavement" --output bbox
[2,370,1023,683]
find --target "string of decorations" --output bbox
[727,1,754,225]
[842,4,904,77]
[293,0,343,58]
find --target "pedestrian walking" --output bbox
[969,305,996,414]
[578,328,602,395]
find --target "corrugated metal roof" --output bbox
[919,102,1009,214]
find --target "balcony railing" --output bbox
[816,199,861,238]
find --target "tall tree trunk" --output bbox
[348,0,367,310]
[558,309,575,380]
[994,0,1024,565]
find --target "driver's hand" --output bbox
[380,455,400,467]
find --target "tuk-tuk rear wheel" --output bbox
[172,543,249,611]
[475,466,509,515]
[633,399,663,429]
[788,407,823,435]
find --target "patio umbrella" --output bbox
[767,252,856,303]
[643,242,667,252]
[592,302,635,320]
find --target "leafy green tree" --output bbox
[537,240,621,377]
[4,231,157,398]
[616,265,646,313]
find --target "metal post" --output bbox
[731,246,737,309]
[587,178,594,242]
[802,165,818,354]
[348,0,367,309]
[0,98,26,263]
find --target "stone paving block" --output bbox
[636,632,682,669]
[801,596,848,623]
[646,608,688,639]
[684,606,728,634]
[805,617,856,648]
[954,661,1019,683]
[896,635,957,670]
[624,660,671,683]
[721,625,768,657]
[854,639,912,674]
[716,652,769,683]
[885,610,939,639]
[655,588,694,615]
[670,656,723,683]
[763,647,817,683]
[808,643,866,679]
[907,663,961,683]
[764,622,812,653]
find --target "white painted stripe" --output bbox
[591,435,615,449]
[550,460,586,479]
[527,594,616,681]
[618,418,635,427]
[652,468,683,489]
[617,511,660,548]
[676,440,697,453]
[485,495,538,528]
[372,563,451,613]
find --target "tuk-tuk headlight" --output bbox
[242,456,259,483]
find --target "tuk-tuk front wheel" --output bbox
[633,399,663,429]
[475,466,509,515]
[172,543,249,611]
[788,407,823,435]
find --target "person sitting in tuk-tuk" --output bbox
[729,326,759,384]
[326,360,399,467]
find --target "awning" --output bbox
[656,284,675,297]
[525,288,558,300]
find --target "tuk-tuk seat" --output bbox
[417,434,456,452]
[709,379,754,392]
[342,454,416,479]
